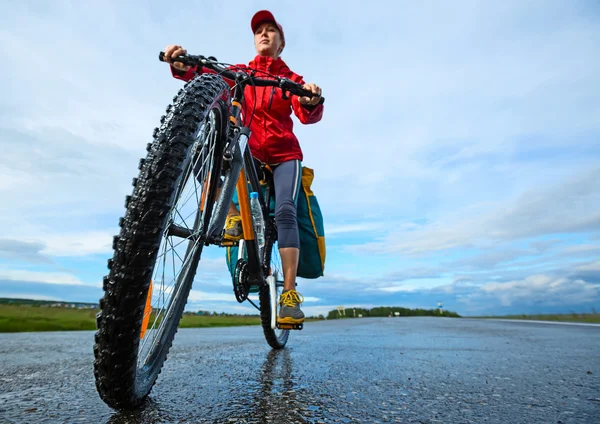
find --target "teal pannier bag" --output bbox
[224,166,326,281]
[296,167,326,279]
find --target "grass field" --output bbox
[475,313,600,324]
[3,304,598,333]
[0,305,99,332]
[0,305,264,333]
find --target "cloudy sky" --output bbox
[1,0,599,317]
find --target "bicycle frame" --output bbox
[203,83,271,285]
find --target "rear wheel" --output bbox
[259,217,290,349]
[93,74,230,410]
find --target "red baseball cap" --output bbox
[251,10,285,48]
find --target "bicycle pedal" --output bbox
[277,323,303,330]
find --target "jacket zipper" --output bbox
[263,65,272,160]
[262,79,268,161]
[268,87,274,109]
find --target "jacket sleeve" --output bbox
[170,65,199,82]
[289,73,324,125]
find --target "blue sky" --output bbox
[1,0,599,317]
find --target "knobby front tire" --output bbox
[93,73,230,410]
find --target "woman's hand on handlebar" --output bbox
[298,83,322,106]
[164,45,190,72]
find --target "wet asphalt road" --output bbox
[0,317,599,424]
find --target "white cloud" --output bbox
[350,167,600,256]
[0,270,89,286]
[325,222,387,236]
[0,239,52,264]
[574,261,600,273]
[302,297,321,302]
[37,232,114,257]
[378,286,418,294]
[187,290,234,303]
[563,245,600,255]
[0,231,116,259]
[479,275,599,307]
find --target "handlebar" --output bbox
[159,51,325,105]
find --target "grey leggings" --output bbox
[271,160,302,249]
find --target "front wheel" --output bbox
[93,74,230,410]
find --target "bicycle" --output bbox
[92,51,325,410]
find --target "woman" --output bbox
[163,10,324,325]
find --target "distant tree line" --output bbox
[0,298,98,308]
[1,299,459,320]
[184,310,261,317]
[326,306,461,320]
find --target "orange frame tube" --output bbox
[140,280,153,339]
[199,172,209,213]
[236,168,255,240]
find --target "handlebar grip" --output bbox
[295,88,325,105]
[303,96,325,105]
[158,51,191,65]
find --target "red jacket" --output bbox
[171,55,324,164]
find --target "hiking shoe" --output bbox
[223,215,243,241]
[277,289,305,324]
